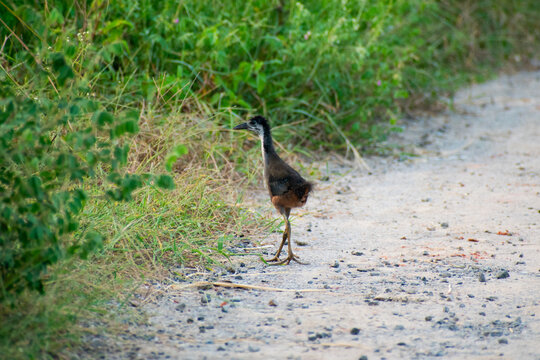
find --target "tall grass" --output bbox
[1,0,539,358]
[0,98,268,359]
[4,1,538,147]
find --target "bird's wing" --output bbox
[267,157,306,197]
[268,176,291,196]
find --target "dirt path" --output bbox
[115,72,539,360]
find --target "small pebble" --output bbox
[350,328,360,335]
[499,338,508,344]
[268,299,278,307]
[359,356,368,360]
[479,273,486,282]
[496,270,510,279]
[248,345,260,352]
[425,316,433,321]
[331,261,340,268]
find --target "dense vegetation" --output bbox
[1,0,538,358]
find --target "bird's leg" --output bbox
[265,210,289,262]
[265,228,287,262]
[271,218,308,266]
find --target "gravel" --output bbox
[84,71,540,360]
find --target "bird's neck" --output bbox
[260,129,277,160]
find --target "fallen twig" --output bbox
[170,281,325,292]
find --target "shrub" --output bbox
[3,1,539,149]
[0,54,173,302]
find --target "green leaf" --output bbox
[94,111,114,126]
[165,144,188,171]
[114,145,130,166]
[173,144,189,157]
[121,174,143,193]
[65,45,77,58]
[69,105,80,115]
[102,19,135,34]
[29,176,44,200]
[79,232,104,259]
[50,53,74,87]
[217,236,224,252]
[47,8,64,27]
[394,90,409,99]
[112,120,139,138]
[256,73,267,94]
[156,175,175,189]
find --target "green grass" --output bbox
[1,0,539,358]
[0,104,269,359]
[4,1,538,147]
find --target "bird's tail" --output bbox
[295,182,313,205]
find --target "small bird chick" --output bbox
[233,116,312,265]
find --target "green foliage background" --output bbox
[0,0,538,358]
[4,1,538,146]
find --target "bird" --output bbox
[233,116,312,265]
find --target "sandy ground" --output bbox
[105,72,540,360]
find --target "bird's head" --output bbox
[233,116,270,137]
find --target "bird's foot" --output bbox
[269,254,308,266]
[264,255,281,263]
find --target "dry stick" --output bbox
[225,270,288,277]
[0,63,30,98]
[171,281,325,292]
[437,138,476,157]
[0,16,59,95]
[0,0,42,41]
[0,17,41,67]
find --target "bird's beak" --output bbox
[233,122,249,130]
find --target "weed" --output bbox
[0,0,539,358]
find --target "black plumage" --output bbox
[233,116,312,265]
